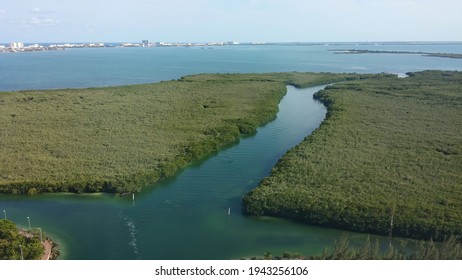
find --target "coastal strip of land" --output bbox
[330,49,462,59]
[0,72,361,195]
[243,70,462,241]
[0,219,60,260]
[0,220,44,260]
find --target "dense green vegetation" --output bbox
[316,235,462,260]
[0,220,44,260]
[252,235,462,260]
[244,70,462,241]
[0,72,359,194]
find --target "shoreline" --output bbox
[330,49,462,59]
[243,70,462,242]
[0,72,361,196]
[4,71,461,257]
[18,229,59,260]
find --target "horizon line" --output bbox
[2,40,462,44]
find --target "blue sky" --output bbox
[1,0,461,42]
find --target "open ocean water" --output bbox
[1,43,461,91]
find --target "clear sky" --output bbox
[1,0,461,43]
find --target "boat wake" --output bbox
[123,216,141,259]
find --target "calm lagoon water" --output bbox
[1,43,461,91]
[1,43,462,259]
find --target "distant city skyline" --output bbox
[1,0,462,43]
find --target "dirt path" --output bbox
[19,229,52,260]
[41,240,52,260]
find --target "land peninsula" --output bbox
[330,49,462,59]
[0,219,44,260]
[2,71,461,243]
[0,72,359,195]
[243,70,462,241]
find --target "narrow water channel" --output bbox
[0,85,388,259]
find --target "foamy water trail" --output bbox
[123,216,141,259]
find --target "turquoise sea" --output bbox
[1,43,461,91]
[0,43,461,259]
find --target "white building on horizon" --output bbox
[10,42,24,49]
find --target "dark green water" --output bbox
[0,85,388,259]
